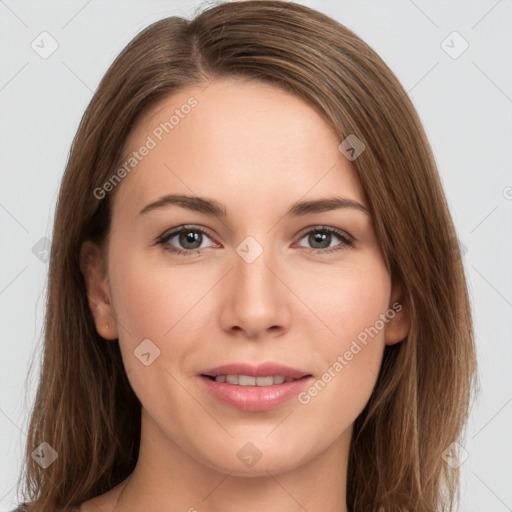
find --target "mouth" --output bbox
[198,362,313,411]
[200,361,311,383]
[201,374,310,386]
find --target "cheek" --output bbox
[107,247,198,419]
[109,245,203,338]
[107,245,216,395]
[294,256,391,424]
[300,252,391,347]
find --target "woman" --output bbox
[13,1,478,511]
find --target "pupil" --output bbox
[180,231,202,249]
[311,231,330,249]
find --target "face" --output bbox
[82,77,409,477]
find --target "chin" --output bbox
[196,443,309,477]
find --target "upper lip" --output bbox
[201,362,312,379]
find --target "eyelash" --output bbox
[155,225,355,257]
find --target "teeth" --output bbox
[239,375,257,386]
[226,374,238,385]
[214,374,295,386]
[256,376,275,386]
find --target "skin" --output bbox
[80,77,410,512]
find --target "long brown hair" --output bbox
[17,1,478,510]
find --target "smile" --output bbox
[205,374,301,386]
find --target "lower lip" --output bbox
[200,375,313,412]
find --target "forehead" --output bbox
[113,77,367,217]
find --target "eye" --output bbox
[155,225,355,257]
[156,225,217,256]
[295,226,354,254]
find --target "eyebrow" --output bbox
[138,194,370,218]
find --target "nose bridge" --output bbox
[234,234,279,301]
[221,233,289,337]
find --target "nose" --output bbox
[218,241,291,340]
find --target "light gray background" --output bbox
[1,1,511,510]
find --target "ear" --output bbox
[80,240,119,340]
[384,280,411,346]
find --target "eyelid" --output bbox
[156,224,215,242]
[296,224,354,242]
